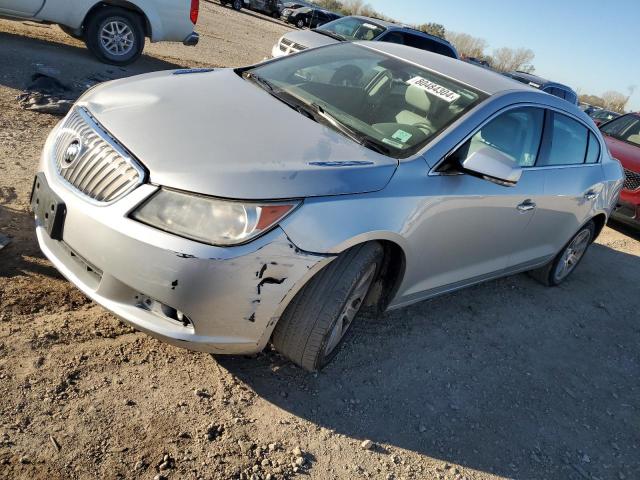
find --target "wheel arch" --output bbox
[591,212,607,241]
[83,1,152,38]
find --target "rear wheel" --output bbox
[529,221,595,286]
[296,18,305,28]
[85,7,145,65]
[272,242,383,371]
[232,0,243,10]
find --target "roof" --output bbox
[357,41,535,95]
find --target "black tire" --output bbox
[529,221,595,286]
[272,242,383,371]
[232,0,243,10]
[59,24,84,40]
[296,18,305,28]
[85,7,145,65]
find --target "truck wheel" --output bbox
[232,0,243,10]
[85,7,145,65]
[272,242,383,371]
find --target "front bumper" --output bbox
[183,32,199,46]
[35,164,333,354]
[271,43,286,58]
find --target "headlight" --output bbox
[131,188,299,246]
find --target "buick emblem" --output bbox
[62,140,81,168]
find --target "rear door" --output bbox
[516,110,603,262]
[0,0,44,16]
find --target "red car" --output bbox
[601,112,640,227]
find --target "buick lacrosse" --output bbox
[32,42,623,370]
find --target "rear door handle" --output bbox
[584,190,597,200]
[517,199,536,212]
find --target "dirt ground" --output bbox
[1,3,639,480]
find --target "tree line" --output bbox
[312,0,633,112]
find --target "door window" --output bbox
[402,33,457,58]
[452,107,545,167]
[540,112,589,166]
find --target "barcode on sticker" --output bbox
[406,76,460,103]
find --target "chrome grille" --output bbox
[279,38,306,53]
[623,168,640,191]
[53,108,144,203]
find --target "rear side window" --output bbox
[564,90,577,104]
[585,132,600,163]
[403,33,457,58]
[454,107,544,167]
[541,112,588,166]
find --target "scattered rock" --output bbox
[206,424,224,441]
[361,439,374,450]
[292,446,302,456]
[194,388,210,398]
[124,399,136,406]
[238,440,254,454]
[19,456,30,464]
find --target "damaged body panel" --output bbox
[35,137,334,353]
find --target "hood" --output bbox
[603,134,640,172]
[282,29,339,50]
[79,69,397,200]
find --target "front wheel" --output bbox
[232,0,243,10]
[85,7,145,65]
[296,18,305,28]
[272,242,383,371]
[529,221,595,286]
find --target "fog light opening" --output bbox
[136,295,193,328]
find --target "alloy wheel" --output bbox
[323,263,377,356]
[100,20,134,56]
[553,229,591,282]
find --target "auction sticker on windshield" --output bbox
[406,76,460,103]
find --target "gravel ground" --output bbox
[1,4,639,480]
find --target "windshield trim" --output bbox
[315,17,388,41]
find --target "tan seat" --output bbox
[627,133,640,145]
[395,84,433,133]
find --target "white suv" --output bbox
[0,0,200,65]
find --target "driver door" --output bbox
[404,107,547,297]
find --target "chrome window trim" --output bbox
[429,102,603,176]
[50,107,146,207]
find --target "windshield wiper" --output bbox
[313,29,346,41]
[244,71,275,92]
[309,103,391,155]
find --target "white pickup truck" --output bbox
[0,0,200,65]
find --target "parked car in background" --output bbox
[600,113,640,228]
[220,0,283,18]
[32,41,622,370]
[0,0,199,65]
[282,6,340,29]
[273,15,458,59]
[505,71,578,105]
[589,109,620,126]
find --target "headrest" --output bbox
[405,84,431,113]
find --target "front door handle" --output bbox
[517,199,536,212]
[584,190,597,200]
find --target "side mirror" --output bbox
[461,147,522,186]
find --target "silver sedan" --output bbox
[32,42,624,371]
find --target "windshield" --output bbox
[316,17,386,41]
[593,110,618,121]
[600,114,640,147]
[245,43,485,158]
